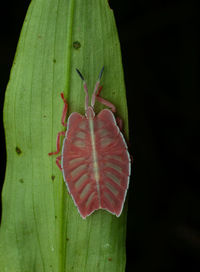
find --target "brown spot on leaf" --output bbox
[16,147,22,155]
[108,257,112,261]
[19,178,24,183]
[73,41,81,49]
[51,175,55,181]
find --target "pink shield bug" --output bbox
[49,67,131,219]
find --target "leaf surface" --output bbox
[0,0,129,271]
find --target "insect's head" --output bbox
[76,67,104,117]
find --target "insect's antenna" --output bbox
[98,66,104,80]
[76,68,84,81]
[76,68,89,110]
[91,66,104,108]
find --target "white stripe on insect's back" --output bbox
[88,116,101,206]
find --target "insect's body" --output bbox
[49,68,131,219]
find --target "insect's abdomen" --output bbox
[61,109,130,218]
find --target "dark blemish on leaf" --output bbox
[73,41,81,49]
[38,35,42,39]
[66,237,69,241]
[43,115,47,118]
[55,216,57,219]
[16,147,22,155]
[108,257,112,261]
[19,178,24,183]
[51,175,55,181]
[53,58,56,63]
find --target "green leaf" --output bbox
[0,0,129,271]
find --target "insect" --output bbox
[49,67,131,219]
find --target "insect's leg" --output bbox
[49,94,67,162]
[48,131,65,156]
[95,85,116,113]
[56,155,62,170]
[60,93,68,127]
[116,117,123,131]
[97,86,124,131]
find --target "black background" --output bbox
[0,1,199,271]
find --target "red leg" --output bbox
[96,85,103,96]
[49,131,65,156]
[49,93,68,169]
[96,86,124,131]
[56,155,62,170]
[116,117,123,131]
[96,86,116,113]
[60,93,68,127]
